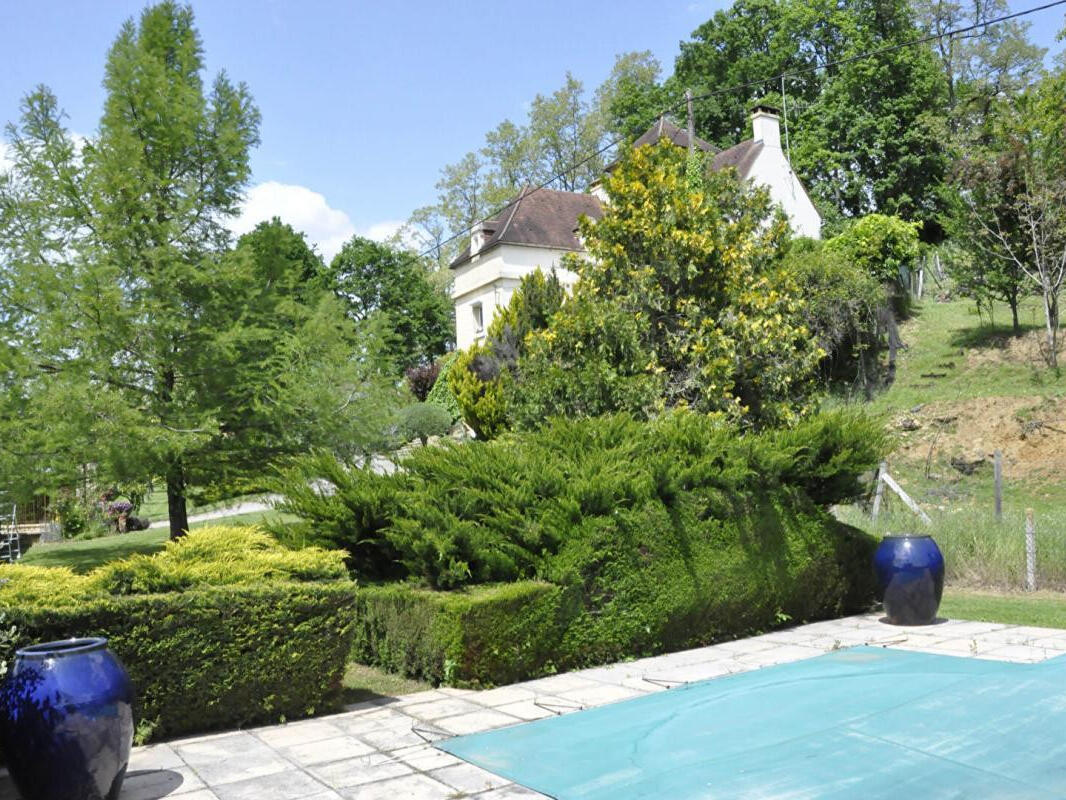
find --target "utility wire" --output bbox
[418,0,1066,262]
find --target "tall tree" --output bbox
[913,0,1045,133]
[671,0,815,148]
[673,0,950,236]
[594,51,668,142]
[324,236,453,370]
[0,4,395,536]
[406,69,622,265]
[955,74,1066,365]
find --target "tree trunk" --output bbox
[1010,294,1021,335]
[1042,289,1058,368]
[166,462,189,540]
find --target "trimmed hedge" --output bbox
[0,526,358,748]
[353,518,878,687]
[6,583,358,741]
[352,581,570,686]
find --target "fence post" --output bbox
[872,462,887,519]
[1025,508,1036,592]
[994,450,1003,522]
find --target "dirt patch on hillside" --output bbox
[892,395,1066,481]
[965,329,1062,369]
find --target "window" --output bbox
[472,302,484,333]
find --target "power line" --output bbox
[418,0,1066,262]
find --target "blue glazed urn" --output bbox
[0,637,134,800]
[873,534,945,625]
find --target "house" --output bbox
[451,106,820,350]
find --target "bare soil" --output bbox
[892,394,1066,481]
[965,329,1063,369]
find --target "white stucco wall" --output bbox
[452,243,579,350]
[745,139,822,239]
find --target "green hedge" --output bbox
[5,582,358,742]
[0,526,358,749]
[353,518,878,687]
[351,581,570,686]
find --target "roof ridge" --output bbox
[496,186,529,241]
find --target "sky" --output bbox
[1,0,1063,260]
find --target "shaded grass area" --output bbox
[941,588,1066,630]
[340,663,431,705]
[20,528,169,573]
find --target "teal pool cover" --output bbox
[439,647,1066,799]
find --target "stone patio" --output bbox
[3,612,1066,799]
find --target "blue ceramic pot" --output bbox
[0,638,134,800]
[873,534,945,625]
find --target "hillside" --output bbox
[836,296,1066,590]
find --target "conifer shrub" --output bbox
[277,411,885,683]
[395,402,454,446]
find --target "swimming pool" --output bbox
[439,646,1066,798]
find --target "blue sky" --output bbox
[1,1,1063,259]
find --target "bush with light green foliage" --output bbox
[395,402,454,446]
[88,525,347,594]
[823,214,921,287]
[0,526,357,746]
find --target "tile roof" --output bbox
[450,187,603,268]
[630,116,717,154]
[451,120,767,268]
[711,139,763,180]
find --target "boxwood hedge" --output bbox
[0,527,358,750]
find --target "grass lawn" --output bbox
[941,587,1066,630]
[341,663,430,705]
[20,528,169,572]
[20,511,297,573]
[139,491,270,522]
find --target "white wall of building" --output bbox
[452,243,579,350]
[747,113,822,239]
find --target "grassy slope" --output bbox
[837,296,1066,590]
[863,298,1063,415]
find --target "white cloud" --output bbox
[232,181,356,261]
[360,219,404,243]
[0,142,13,173]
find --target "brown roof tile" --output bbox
[450,188,603,268]
[630,117,716,153]
[711,139,763,180]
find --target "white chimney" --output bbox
[751,106,781,149]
